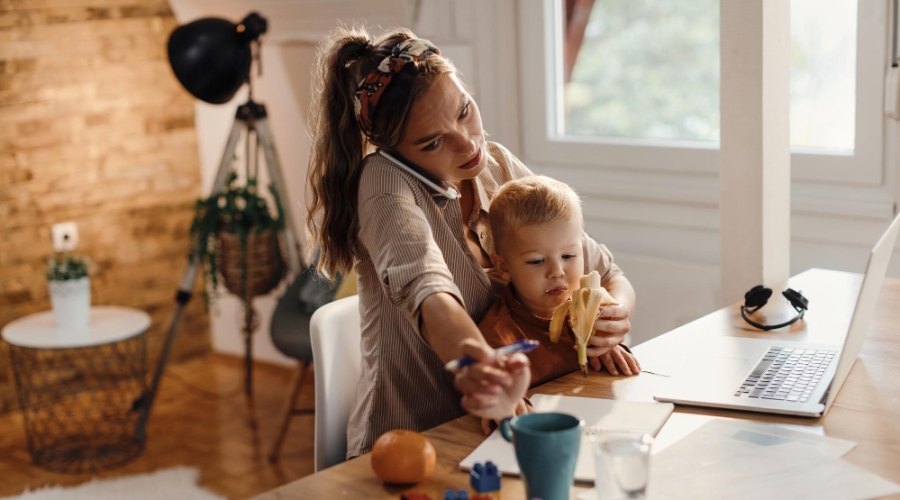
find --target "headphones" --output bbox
[741,285,809,331]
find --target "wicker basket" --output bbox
[217,228,285,299]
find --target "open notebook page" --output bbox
[459,394,674,483]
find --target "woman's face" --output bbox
[393,72,487,186]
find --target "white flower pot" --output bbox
[48,277,91,338]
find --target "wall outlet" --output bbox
[51,222,78,252]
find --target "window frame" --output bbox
[518,0,888,186]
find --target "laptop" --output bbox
[653,211,900,417]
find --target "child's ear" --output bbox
[490,253,511,281]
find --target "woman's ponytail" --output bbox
[306,27,377,278]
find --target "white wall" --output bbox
[414,0,521,153]
[613,253,720,346]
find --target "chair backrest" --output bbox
[310,295,361,472]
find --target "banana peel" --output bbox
[548,271,619,376]
[548,300,570,343]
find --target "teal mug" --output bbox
[500,412,584,500]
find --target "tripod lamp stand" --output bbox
[135,11,302,434]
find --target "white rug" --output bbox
[3,467,227,500]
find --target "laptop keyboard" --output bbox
[734,347,837,403]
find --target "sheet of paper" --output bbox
[651,442,899,500]
[459,394,674,483]
[652,417,856,457]
[578,418,897,500]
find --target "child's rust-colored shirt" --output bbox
[478,283,633,387]
[478,284,581,387]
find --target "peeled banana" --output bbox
[549,271,619,377]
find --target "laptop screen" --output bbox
[824,211,900,410]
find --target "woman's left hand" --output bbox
[585,304,631,371]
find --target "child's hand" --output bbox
[480,398,530,435]
[585,303,632,358]
[590,344,640,376]
[454,340,531,421]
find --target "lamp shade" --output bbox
[167,13,267,104]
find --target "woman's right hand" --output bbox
[453,339,531,421]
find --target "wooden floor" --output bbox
[0,354,315,500]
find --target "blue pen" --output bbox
[444,339,540,371]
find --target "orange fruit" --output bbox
[370,429,437,484]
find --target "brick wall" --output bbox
[0,0,211,413]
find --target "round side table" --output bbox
[2,306,151,474]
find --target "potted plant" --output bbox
[46,253,91,334]
[190,172,286,303]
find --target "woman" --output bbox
[306,27,636,458]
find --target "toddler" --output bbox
[479,176,640,387]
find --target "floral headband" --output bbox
[353,39,441,137]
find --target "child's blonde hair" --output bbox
[490,176,582,254]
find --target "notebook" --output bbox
[459,394,674,483]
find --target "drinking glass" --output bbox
[591,432,653,499]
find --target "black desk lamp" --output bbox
[167,12,267,104]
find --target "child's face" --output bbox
[492,216,585,318]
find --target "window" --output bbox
[519,0,887,185]
[563,0,720,143]
[790,0,857,152]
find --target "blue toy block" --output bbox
[469,461,501,493]
[444,489,469,500]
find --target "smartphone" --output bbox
[378,150,460,200]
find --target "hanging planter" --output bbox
[46,253,91,338]
[190,172,286,304]
[217,228,284,299]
